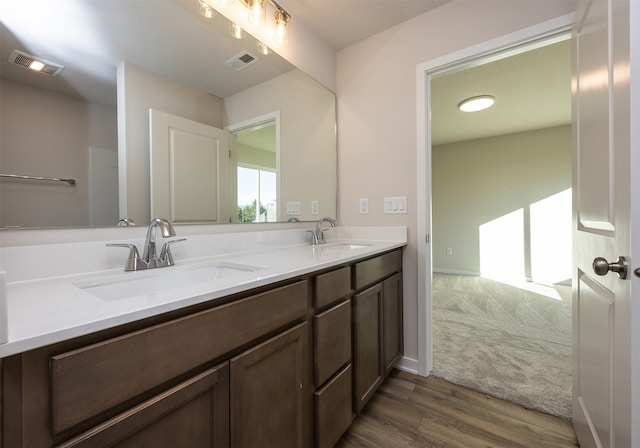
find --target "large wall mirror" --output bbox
[0,0,337,229]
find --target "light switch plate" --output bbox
[384,196,408,214]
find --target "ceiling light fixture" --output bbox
[9,50,64,76]
[458,95,495,112]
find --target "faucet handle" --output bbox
[307,230,324,246]
[106,243,143,271]
[306,230,320,245]
[159,238,186,265]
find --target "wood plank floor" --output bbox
[336,370,579,448]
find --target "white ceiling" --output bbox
[277,0,450,50]
[430,38,572,145]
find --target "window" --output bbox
[237,166,276,222]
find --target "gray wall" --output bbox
[1,79,117,228]
[432,125,571,277]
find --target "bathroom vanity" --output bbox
[0,227,405,447]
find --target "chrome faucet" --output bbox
[308,217,336,245]
[142,218,177,267]
[107,218,185,271]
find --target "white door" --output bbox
[149,109,233,224]
[572,0,635,446]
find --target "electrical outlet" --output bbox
[311,200,319,215]
[286,201,300,215]
[360,198,369,214]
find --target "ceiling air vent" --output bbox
[224,51,259,71]
[9,50,64,76]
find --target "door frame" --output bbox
[415,12,576,376]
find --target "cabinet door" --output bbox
[353,283,383,413]
[57,363,230,448]
[230,322,310,447]
[382,272,403,377]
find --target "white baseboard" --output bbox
[395,355,421,376]
[433,268,480,276]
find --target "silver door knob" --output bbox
[593,256,628,279]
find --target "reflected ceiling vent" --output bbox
[224,51,259,71]
[9,50,64,76]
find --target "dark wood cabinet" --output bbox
[230,322,310,447]
[352,250,403,413]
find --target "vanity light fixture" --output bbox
[211,0,291,45]
[202,0,292,45]
[458,95,495,112]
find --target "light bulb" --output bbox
[248,0,266,26]
[29,60,45,72]
[273,9,290,45]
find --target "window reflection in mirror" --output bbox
[235,120,277,223]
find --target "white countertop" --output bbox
[0,226,406,358]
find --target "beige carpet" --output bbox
[431,273,572,419]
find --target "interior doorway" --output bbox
[415,14,576,413]
[227,112,280,223]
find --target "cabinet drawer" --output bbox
[354,250,401,290]
[314,364,353,448]
[314,299,351,386]
[314,266,351,309]
[56,363,229,448]
[50,280,308,434]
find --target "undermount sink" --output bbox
[75,261,263,301]
[322,243,370,251]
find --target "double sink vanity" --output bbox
[0,223,406,447]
